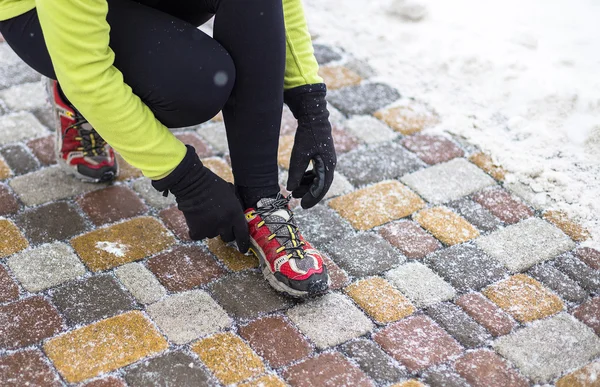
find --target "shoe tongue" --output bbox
[257,197,291,222]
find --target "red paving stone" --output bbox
[77,185,147,226]
[454,350,529,387]
[238,316,312,368]
[575,247,600,270]
[159,206,190,241]
[332,124,360,153]
[0,349,61,387]
[27,135,57,166]
[472,188,533,224]
[572,296,600,335]
[401,134,464,165]
[175,132,214,158]
[379,221,442,259]
[455,293,516,337]
[0,183,19,216]
[0,265,19,303]
[322,254,350,290]
[283,352,374,387]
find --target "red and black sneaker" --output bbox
[245,194,330,297]
[45,78,118,182]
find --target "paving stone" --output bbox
[374,103,439,135]
[344,115,398,144]
[239,375,287,387]
[422,367,470,387]
[556,362,600,387]
[206,236,260,271]
[196,121,229,154]
[528,263,587,303]
[455,293,516,337]
[0,44,42,89]
[77,185,147,226]
[447,198,501,233]
[71,216,176,271]
[475,218,576,272]
[191,332,265,385]
[15,201,87,245]
[287,292,374,349]
[345,276,415,324]
[0,183,19,216]
[425,244,508,292]
[385,262,456,307]
[282,352,374,387]
[328,83,400,115]
[504,180,547,210]
[313,44,342,65]
[174,131,214,158]
[114,262,165,304]
[544,210,591,241]
[401,158,496,204]
[239,316,312,368]
[414,207,479,246]
[401,134,464,165]
[322,253,350,290]
[44,311,168,384]
[0,156,11,179]
[332,124,361,153]
[277,134,294,169]
[27,135,56,166]
[572,297,600,335]
[0,296,63,350]
[202,157,234,183]
[0,82,47,112]
[7,242,86,293]
[158,205,190,241]
[329,180,425,230]
[0,219,28,258]
[391,381,427,387]
[318,65,362,90]
[132,178,176,209]
[0,144,39,175]
[337,142,424,186]
[468,152,506,181]
[0,112,47,146]
[0,265,19,303]
[341,339,407,384]
[374,315,463,373]
[454,350,528,387]
[9,165,104,206]
[0,350,61,387]
[123,351,212,387]
[82,376,127,387]
[576,247,600,270]
[147,245,224,291]
[281,105,297,135]
[472,188,533,224]
[280,169,353,200]
[379,220,442,259]
[494,313,600,383]
[114,153,143,181]
[294,205,354,246]
[146,290,231,344]
[554,253,600,292]
[426,302,491,348]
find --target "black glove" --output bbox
[152,145,250,253]
[284,83,337,209]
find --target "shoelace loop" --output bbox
[65,118,107,157]
[254,196,306,259]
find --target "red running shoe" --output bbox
[45,78,118,182]
[245,194,330,297]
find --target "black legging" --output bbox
[0,0,285,196]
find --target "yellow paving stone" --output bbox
[206,237,259,271]
[391,380,427,387]
[468,152,506,181]
[414,207,479,245]
[44,311,168,384]
[71,216,176,271]
[238,374,288,387]
[202,157,234,183]
[556,362,600,387]
[0,219,28,258]
[374,103,439,135]
[211,111,224,122]
[318,65,362,90]
[277,135,295,170]
[483,274,564,323]
[345,277,415,324]
[191,332,265,385]
[115,153,143,181]
[543,210,591,242]
[0,157,12,180]
[329,180,425,230]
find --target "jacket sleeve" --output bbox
[282,0,323,90]
[35,0,186,179]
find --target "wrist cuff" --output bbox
[151,145,202,194]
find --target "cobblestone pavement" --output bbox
[1,35,600,387]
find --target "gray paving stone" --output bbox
[0,82,47,113]
[313,44,342,65]
[208,271,293,320]
[344,115,398,144]
[325,171,354,199]
[401,158,496,204]
[0,144,40,175]
[7,242,86,293]
[328,83,401,116]
[196,121,229,154]
[287,292,374,349]
[554,253,600,293]
[447,198,501,233]
[114,262,166,305]
[324,233,404,277]
[294,204,354,247]
[124,351,214,387]
[14,201,88,245]
[475,218,576,272]
[425,244,508,292]
[505,181,547,211]
[132,178,176,210]
[0,44,41,89]
[345,57,377,79]
[341,339,406,384]
[423,367,470,387]
[426,302,491,348]
[0,112,48,146]
[385,262,456,307]
[337,142,424,186]
[50,275,136,326]
[494,312,600,383]
[9,165,104,206]
[528,263,587,303]
[146,289,232,344]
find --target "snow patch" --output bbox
[95,241,128,257]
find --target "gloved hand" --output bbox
[284,83,337,209]
[152,145,250,253]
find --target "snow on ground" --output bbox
[304,0,600,248]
